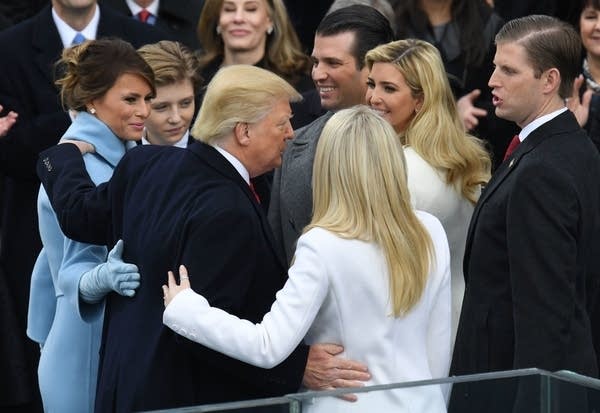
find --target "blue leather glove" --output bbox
[79,240,140,303]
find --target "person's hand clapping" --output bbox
[566,74,593,127]
[0,105,18,137]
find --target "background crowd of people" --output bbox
[1,1,600,412]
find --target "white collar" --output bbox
[141,130,189,148]
[518,107,567,142]
[173,130,190,148]
[213,145,250,184]
[52,4,100,48]
[125,0,159,17]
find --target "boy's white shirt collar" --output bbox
[142,130,189,148]
[125,0,159,17]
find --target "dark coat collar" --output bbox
[187,141,287,269]
[478,109,579,207]
[463,110,580,279]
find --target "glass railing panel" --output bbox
[140,369,600,413]
[294,381,448,412]
[140,396,298,413]
[545,371,600,413]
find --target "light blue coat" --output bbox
[27,112,135,413]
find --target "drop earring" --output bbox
[267,26,273,35]
[216,26,221,35]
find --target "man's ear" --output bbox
[234,122,251,147]
[543,68,561,95]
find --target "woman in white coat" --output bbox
[365,39,491,342]
[162,105,452,412]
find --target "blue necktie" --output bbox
[72,32,86,46]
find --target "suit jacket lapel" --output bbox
[98,4,125,38]
[188,142,287,271]
[102,0,131,16]
[463,157,516,279]
[282,112,333,232]
[463,110,579,279]
[159,1,198,24]
[31,6,63,86]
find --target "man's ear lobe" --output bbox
[234,122,251,146]
[544,68,561,93]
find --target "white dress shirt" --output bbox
[125,0,159,19]
[141,130,190,149]
[52,4,100,48]
[518,107,568,142]
[213,145,250,185]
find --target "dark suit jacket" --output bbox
[36,142,308,412]
[268,112,334,264]
[101,0,202,49]
[450,111,600,403]
[0,11,11,30]
[494,0,578,23]
[0,0,46,26]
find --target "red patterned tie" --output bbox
[138,9,151,23]
[249,182,260,203]
[503,135,521,161]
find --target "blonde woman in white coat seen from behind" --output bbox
[162,105,451,412]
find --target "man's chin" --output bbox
[320,99,338,112]
[495,107,512,122]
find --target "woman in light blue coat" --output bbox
[26,38,155,413]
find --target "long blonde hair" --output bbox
[366,39,491,204]
[308,105,433,316]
